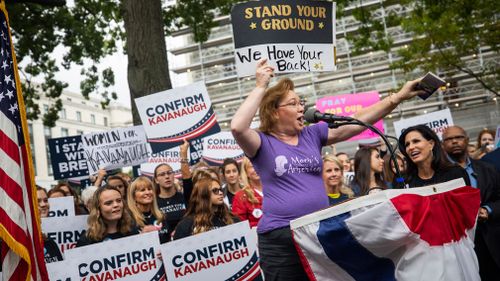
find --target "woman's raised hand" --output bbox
[255,59,275,89]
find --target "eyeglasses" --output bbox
[211,187,223,195]
[278,99,306,108]
[443,135,466,143]
[156,170,174,177]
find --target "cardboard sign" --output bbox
[47,259,78,281]
[231,0,336,77]
[202,131,244,166]
[316,92,384,141]
[160,221,263,280]
[64,232,165,281]
[48,135,89,180]
[135,82,221,153]
[48,196,75,217]
[81,126,152,175]
[393,108,454,140]
[42,215,88,255]
[140,146,182,178]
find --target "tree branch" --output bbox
[6,0,66,6]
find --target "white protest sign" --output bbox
[48,196,75,217]
[47,260,79,281]
[81,126,152,175]
[135,81,221,154]
[393,108,454,140]
[343,172,354,187]
[202,131,244,166]
[64,231,164,281]
[140,146,182,178]
[231,0,336,77]
[42,215,88,255]
[160,221,263,281]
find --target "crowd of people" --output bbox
[29,61,499,281]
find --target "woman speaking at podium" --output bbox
[231,59,424,281]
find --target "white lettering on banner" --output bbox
[171,237,248,278]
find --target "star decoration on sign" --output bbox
[250,22,257,29]
[313,62,324,70]
[319,22,324,29]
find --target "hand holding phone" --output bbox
[415,72,446,100]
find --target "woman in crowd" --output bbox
[232,157,264,227]
[47,186,66,198]
[322,155,354,205]
[383,151,406,188]
[220,158,243,208]
[173,175,238,240]
[76,185,138,247]
[351,147,388,196]
[472,128,495,159]
[55,182,88,215]
[231,59,424,280]
[127,176,169,243]
[36,186,64,263]
[398,124,470,187]
[154,163,187,239]
[106,175,129,199]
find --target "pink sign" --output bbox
[315,91,384,141]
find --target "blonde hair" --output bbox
[259,78,295,134]
[239,157,260,205]
[86,186,134,241]
[322,155,354,198]
[127,176,164,228]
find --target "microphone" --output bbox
[304,108,354,124]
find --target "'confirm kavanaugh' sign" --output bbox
[231,0,336,76]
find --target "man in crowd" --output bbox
[442,126,500,281]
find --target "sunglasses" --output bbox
[156,170,174,177]
[211,187,223,195]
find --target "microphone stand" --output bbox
[327,119,406,189]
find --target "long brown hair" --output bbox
[185,176,234,235]
[86,185,134,241]
[352,147,387,195]
[259,78,295,134]
[127,176,164,228]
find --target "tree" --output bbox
[7,0,236,126]
[345,0,499,96]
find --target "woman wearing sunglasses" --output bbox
[173,174,239,240]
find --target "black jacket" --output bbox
[470,159,500,266]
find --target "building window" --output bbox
[43,104,49,114]
[59,108,66,119]
[77,130,84,135]
[43,126,51,137]
[61,128,69,137]
[91,114,96,124]
[76,111,82,122]
[103,117,108,127]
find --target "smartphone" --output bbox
[415,72,446,100]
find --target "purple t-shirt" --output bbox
[251,122,329,233]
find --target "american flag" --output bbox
[0,2,49,281]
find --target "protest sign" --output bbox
[140,146,182,178]
[161,221,263,281]
[48,196,75,217]
[135,82,221,153]
[47,260,79,281]
[48,135,89,180]
[81,126,152,175]
[64,232,165,281]
[42,215,88,255]
[189,138,204,166]
[316,92,384,141]
[231,0,336,77]
[393,108,453,140]
[343,171,354,187]
[202,131,244,166]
